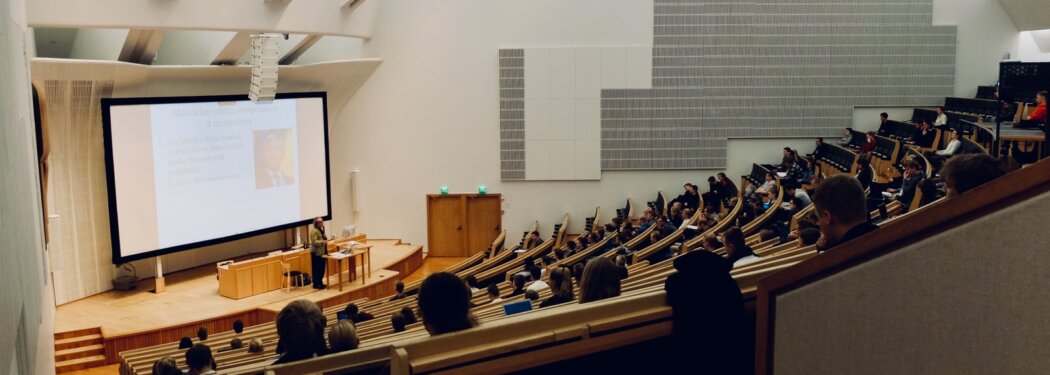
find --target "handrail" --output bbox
[554,213,569,249]
[755,156,1050,374]
[680,179,745,252]
[742,177,784,235]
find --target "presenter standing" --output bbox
[310,217,328,289]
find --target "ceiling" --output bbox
[998,0,1050,31]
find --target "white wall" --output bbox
[1017,30,1050,62]
[1,0,55,372]
[68,27,127,60]
[933,0,1019,97]
[296,36,363,65]
[154,30,236,65]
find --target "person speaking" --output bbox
[309,217,328,289]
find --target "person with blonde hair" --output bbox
[327,320,360,353]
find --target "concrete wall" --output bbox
[0,0,55,372]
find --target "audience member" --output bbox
[247,338,264,354]
[941,154,1005,197]
[913,121,936,148]
[526,266,549,293]
[464,275,481,293]
[860,131,877,154]
[273,299,328,364]
[540,267,575,308]
[507,274,527,297]
[935,128,963,157]
[487,283,503,304]
[391,312,407,333]
[328,320,360,353]
[197,327,208,341]
[151,356,181,375]
[798,228,821,246]
[723,227,760,267]
[232,320,244,334]
[839,128,853,145]
[754,172,776,196]
[664,250,749,374]
[812,175,877,252]
[855,157,873,190]
[934,106,948,126]
[785,183,811,206]
[615,255,629,280]
[229,338,243,350]
[579,258,622,303]
[810,137,826,160]
[178,337,193,350]
[887,158,925,210]
[717,172,738,207]
[524,289,540,301]
[670,183,701,210]
[878,112,889,129]
[343,303,374,324]
[525,231,544,249]
[390,280,407,301]
[702,236,724,252]
[1029,91,1047,123]
[417,272,477,336]
[185,343,216,375]
[400,306,417,324]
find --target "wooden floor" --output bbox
[401,256,467,284]
[55,240,418,336]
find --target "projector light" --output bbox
[249,34,280,103]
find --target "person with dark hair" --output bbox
[703,176,722,208]
[754,172,776,196]
[540,267,575,308]
[524,231,544,249]
[614,255,629,280]
[328,320,359,353]
[798,228,822,246]
[812,175,878,252]
[572,263,585,284]
[229,337,243,350]
[309,217,328,289]
[524,289,540,301]
[185,343,216,375]
[702,236,724,252]
[723,227,760,267]
[486,283,503,304]
[197,327,208,341]
[934,106,948,127]
[526,266,549,293]
[247,338,264,354]
[926,128,963,171]
[579,258,622,303]
[178,337,193,350]
[855,157,873,190]
[273,299,328,365]
[664,250,749,374]
[860,131,878,154]
[886,158,925,211]
[540,255,555,276]
[390,280,406,301]
[839,128,853,145]
[717,172,739,207]
[417,272,477,336]
[670,183,701,210]
[564,240,578,258]
[232,320,244,334]
[400,306,417,324]
[913,121,936,148]
[391,312,407,333]
[1027,91,1047,122]
[151,356,181,375]
[785,183,811,206]
[941,154,1005,197]
[810,137,827,161]
[464,275,480,293]
[343,303,374,324]
[780,147,794,169]
[507,274,527,298]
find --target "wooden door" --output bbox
[427,195,468,257]
[466,195,502,255]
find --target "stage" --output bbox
[54,238,423,363]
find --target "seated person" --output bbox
[273,300,328,364]
[886,158,925,210]
[579,258,622,303]
[753,172,776,196]
[798,227,822,246]
[615,255,630,279]
[668,202,684,227]
[342,303,374,324]
[178,337,192,350]
[417,272,477,336]
[247,338,264,354]
[809,137,827,160]
[400,306,417,324]
[860,131,878,154]
[525,266,549,293]
[1027,91,1046,123]
[877,112,889,132]
[785,183,811,206]
[232,320,244,334]
[524,289,541,301]
[717,173,739,207]
[812,175,878,252]
[669,183,701,210]
[327,320,360,353]
[703,176,722,208]
[540,267,575,308]
[185,344,216,375]
[390,313,407,333]
[151,357,181,375]
[635,208,656,234]
[722,227,760,267]
[506,274,527,298]
[839,127,853,145]
[390,281,407,301]
[940,154,1005,198]
[934,106,948,127]
[925,129,963,171]
[701,236,724,252]
[486,283,503,305]
[855,157,873,190]
[912,121,936,148]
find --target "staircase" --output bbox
[55,327,106,373]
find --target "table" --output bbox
[216,249,310,299]
[324,244,372,291]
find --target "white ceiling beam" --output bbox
[118,29,165,65]
[278,34,322,65]
[211,32,253,65]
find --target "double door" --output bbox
[426,194,502,257]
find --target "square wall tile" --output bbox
[575,47,602,98]
[549,48,576,99]
[548,140,575,180]
[601,47,627,88]
[575,98,601,140]
[549,99,575,141]
[524,48,550,99]
[574,139,601,180]
[525,140,550,180]
[625,46,652,89]
[524,99,550,141]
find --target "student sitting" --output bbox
[389,280,407,301]
[798,228,821,246]
[486,283,503,305]
[391,312,407,333]
[327,320,360,353]
[185,343,216,375]
[753,172,777,196]
[400,306,417,324]
[151,357,181,375]
[579,258,622,304]
[860,131,878,154]
[247,338,264,354]
[464,275,481,293]
[940,154,1005,197]
[417,272,477,336]
[701,236,724,252]
[506,274,527,298]
[723,227,760,267]
[525,266,549,293]
[886,158,925,211]
[343,303,374,324]
[813,175,878,252]
[232,319,244,334]
[839,128,853,145]
[524,289,540,301]
[273,300,328,365]
[540,267,574,308]
[178,337,193,350]
[614,255,629,280]
[717,172,739,207]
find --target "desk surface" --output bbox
[967,120,1045,141]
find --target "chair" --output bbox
[281,262,304,292]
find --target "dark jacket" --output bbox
[897,171,926,209]
[539,294,573,308]
[819,222,879,252]
[671,192,700,210]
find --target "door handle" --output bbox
[457,226,462,230]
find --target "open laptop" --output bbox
[503,300,533,316]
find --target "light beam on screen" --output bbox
[102,93,331,264]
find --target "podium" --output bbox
[216,249,310,299]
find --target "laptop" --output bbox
[503,300,533,316]
[336,311,348,321]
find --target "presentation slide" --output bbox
[104,93,330,263]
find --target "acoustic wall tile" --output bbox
[575,47,602,98]
[525,140,550,180]
[549,48,576,99]
[601,47,627,88]
[548,140,575,180]
[549,99,575,141]
[575,99,601,141]
[524,48,550,100]
[574,139,602,180]
[524,99,550,141]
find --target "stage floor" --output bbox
[55,239,419,336]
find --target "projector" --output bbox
[249,34,280,103]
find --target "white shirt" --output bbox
[489,297,503,305]
[526,280,549,293]
[937,139,961,156]
[934,113,948,126]
[733,255,761,267]
[794,190,811,206]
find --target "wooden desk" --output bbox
[216,249,310,299]
[324,244,372,291]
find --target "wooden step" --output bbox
[55,354,106,373]
[54,327,101,340]
[55,333,103,351]
[55,344,104,362]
